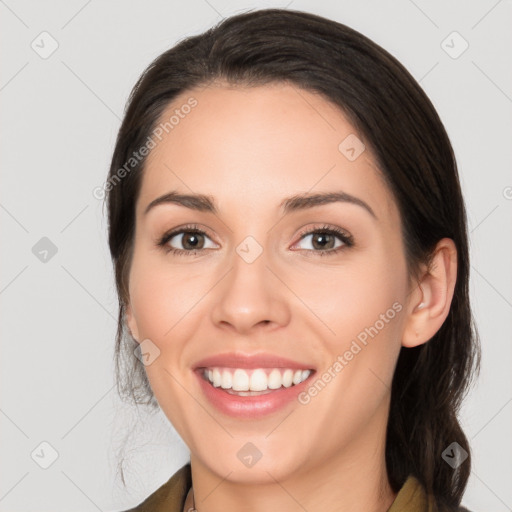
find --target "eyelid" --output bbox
[291,224,354,251]
[157,222,354,256]
[157,223,218,248]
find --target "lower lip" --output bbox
[194,369,315,418]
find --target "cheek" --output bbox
[306,253,405,339]
[127,258,205,431]
[129,254,210,342]
[301,261,406,428]
[307,245,407,387]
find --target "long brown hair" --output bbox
[105,8,480,508]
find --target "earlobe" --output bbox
[401,238,457,348]
[124,304,140,343]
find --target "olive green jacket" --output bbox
[122,463,472,512]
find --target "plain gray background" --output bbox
[1,0,511,510]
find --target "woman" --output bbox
[105,8,480,512]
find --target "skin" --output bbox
[125,82,457,512]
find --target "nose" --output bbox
[210,245,291,335]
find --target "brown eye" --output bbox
[294,226,353,254]
[171,231,206,250]
[310,233,337,250]
[157,225,218,256]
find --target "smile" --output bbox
[201,367,312,394]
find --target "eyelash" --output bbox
[156,223,354,257]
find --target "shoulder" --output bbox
[118,462,192,512]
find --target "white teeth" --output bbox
[249,369,268,391]
[268,369,282,389]
[221,370,232,389]
[212,368,222,387]
[203,367,312,391]
[282,369,293,388]
[232,369,250,391]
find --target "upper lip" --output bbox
[193,352,316,370]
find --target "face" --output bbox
[125,82,412,484]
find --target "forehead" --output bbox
[137,82,398,224]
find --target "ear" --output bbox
[124,303,141,344]
[402,238,458,348]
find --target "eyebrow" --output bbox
[144,190,377,219]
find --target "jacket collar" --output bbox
[126,463,440,512]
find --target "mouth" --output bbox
[192,353,316,417]
[196,366,314,396]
